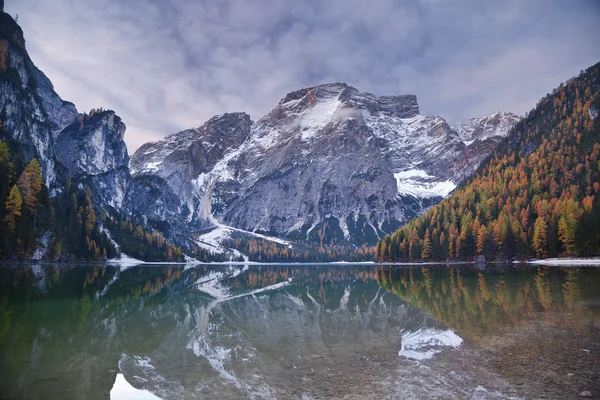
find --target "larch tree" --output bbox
[17,158,43,215]
[2,184,22,233]
[476,225,489,255]
[532,216,548,258]
[84,188,96,235]
[421,229,432,259]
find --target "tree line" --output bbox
[376,62,600,262]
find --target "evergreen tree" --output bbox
[84,188,96,235]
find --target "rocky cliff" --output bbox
[0,10,192,257]
[0,10,132,214]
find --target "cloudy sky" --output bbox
[6,0,600,153]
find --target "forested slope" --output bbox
[377,62,600,261]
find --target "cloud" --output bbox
[6,0,600,153]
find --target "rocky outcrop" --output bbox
[450,112,520,182]
[130,112,252,227]
[0,11,129,212]
[32,66,78,135]
[125,174,191,244]
[0,11,69,195]
[0,10,199,252]
[55,110,130,209]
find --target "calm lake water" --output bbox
[0,264,599,399]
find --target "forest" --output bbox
[376,62,600,262]
[222,234,375,262]
[0,134,191,261]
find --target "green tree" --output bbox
[558,215,577,254]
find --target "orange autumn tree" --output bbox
[376,62,600,261]
[17,158,43,215]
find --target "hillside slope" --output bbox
[376,62,600,261]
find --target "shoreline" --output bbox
[2,257,600,267]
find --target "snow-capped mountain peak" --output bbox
[453,111,520,146]
[129,83,519,247]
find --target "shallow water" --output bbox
[0,263,599,399]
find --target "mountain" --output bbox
[131,83,518,250]
[376,62,600,262]
[0,6,520,261]
[0,9,193,261]
[0,10,74,196]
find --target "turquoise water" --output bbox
[1,264,599,399]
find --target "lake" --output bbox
[0,263,599,399]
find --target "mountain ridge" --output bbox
[131,82,519,252]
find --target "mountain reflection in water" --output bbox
[0,264,599,399]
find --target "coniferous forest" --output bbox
[0,132,192,262]
[0,140,181,261]
[376,62,600,262]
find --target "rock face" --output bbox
[130,112,252,227]
[132,83,518,246]
[451,112,521,181]
[0,11,134,223]
[0,11,69,195]
[55,110,131,209]
[0,10,197,251]
[126,174,191,244]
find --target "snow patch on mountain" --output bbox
[453,112,520,145]
[197,224,291,250]
[299,96,342,141]
[394,170,456,198]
